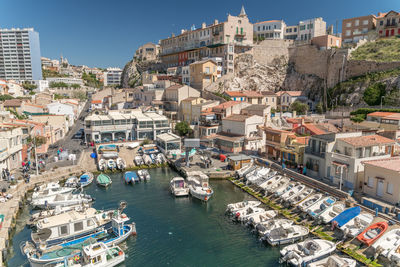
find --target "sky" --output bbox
[1,0,399,68]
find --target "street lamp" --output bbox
[336,165,346,191]
[380,96,385,110]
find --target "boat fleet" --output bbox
[98,157,126,171]
[21,178,135,267]
[170,171,214,201]
[134,152,167,167]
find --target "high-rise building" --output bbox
[103,67,122,86]
[0,28,42,81]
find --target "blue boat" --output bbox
[331,206,361,227]
[79,172,94,187]
[124,171,137,184]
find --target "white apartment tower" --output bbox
[0,28,42,81]
[104,67,122,86]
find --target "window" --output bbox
[367,176,374,187]
[59,225,69,236]
[380,21,383,26]
[74,222,84,232]
[87,219,94,227]
[355,20,359,26]
[387,183,393,195]
[346,22,351,27]
[363,20,369,25]
[346,30,351,36]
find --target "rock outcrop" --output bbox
[121,60,164,88]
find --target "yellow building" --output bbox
[180,97,206,123]
[280,134,309,167]
[189,59,218,90]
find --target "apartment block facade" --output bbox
[284,18,326,41]
[0,28,42,81]
[159,6,253,75]
[254,20,286,40]
[104,67,122,86]
[376,11,400,38]
[342,15,377,43]
[135,42,160,61]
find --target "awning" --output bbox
[332,161,348,167]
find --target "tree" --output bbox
[289,101,309,115]
[22,83,37,91]
[0,95,14,101]
[71,84,81,89]
[383,89,400,106]
[350,114,365,123]
[316,102,324,114]
[72,90,87,101]
[175,121,192,137]
[363,82,386,106]
[50,82,68,88]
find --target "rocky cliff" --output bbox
[121,60,164,88]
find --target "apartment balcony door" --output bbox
[376,179,384,197]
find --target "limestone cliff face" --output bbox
[121,60,164,88]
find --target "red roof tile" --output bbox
[224,91,246,97]
[340,134,395,147]
[212,101,241,110]
[363,157,400,172]
[242,90,263,98]
[367,112,396,118]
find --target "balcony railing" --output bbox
[305,147,325,158]
[385,22,398,27]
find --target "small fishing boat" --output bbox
[274,182,296,197]
[372,228,400,259]
[331,206,361,228]
[170,177,189,197]
[340,212,374,238]
[53,242,125,267]
[280,239,336,267]
[65,176,79,188]
[107,159,116,170]
[226,200,261,214]
[142,154,152,165]
[149,153,157,164]
[307,196,336,218]
[28,204,90,227]
[307,255,356,267]
[34,182,60,192]
[138,169,150,181]
[265,176,290,195]
[98,159,106,171]
[31,192,93,209]
[134,155,144,166]
[318,203,345,224]
[288,187,313,206]
[246,210,278,228]
[32,186,75,201]
[234,207,265,223]
[97,173,112,187]
[256,219,293,237]
[124,171,137,184]
[246,167,271,184]
[357,221,388,246]
[262,224,309,246]
[281,184,306,202]
[187,172,213,201]
[298,193,323,212]
[79,172,94,187]
[235,164,253,179]
[258,175,282,192]
[116,157,126,170]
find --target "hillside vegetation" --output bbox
[351,38,400,62]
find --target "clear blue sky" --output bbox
[2,0,399,68]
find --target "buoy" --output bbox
[118,250,123,256]
[204,196,208,201]
[74,255,80,262]
[236,212,240,217]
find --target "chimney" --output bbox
[214,19,219,25]
[181,29,186,34]
[202,22,206,29]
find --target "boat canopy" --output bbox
[332,206,361,227]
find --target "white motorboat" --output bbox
[98,159,106,171]
[102,152,118,159]
[263,224,309,246]
[318,203,346,224]
[246,167,270,184]
[289,187,314,206]
[54,242,125,267]
[65,176,79,188]
[281,184,306,202]
[187,171,213,201]
[107,159,116,170]
[280,239,336,267]
[307,196,336,218]
[116,157,126,170]
[234,207,265,223]
[235,163,253,178]
[256,219,293,237]
[137,169,150,181]
[258,175,282,192]
[156,153,166,164]
[142,154,152,165]
[246,210,278,227]
[275,182,296,197]
[226,200,261,214]
[372,229,400,259]
[32,185,75,201]
[170,177,189,197]
[265,176,290,195]
[134,155,144,166]
[34,182,60,192]
[340,212,374,238]
[298,193,323,212]
[28,204,90,226]
[30,207,115,249]
[307,254,356,267]
[32,192,93,209]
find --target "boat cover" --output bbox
[97,174,111,184]
[332,206,361,226]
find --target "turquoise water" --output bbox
[7,168,281,266]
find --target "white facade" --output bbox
[47,102,76,126]
[46,77,84,86]
[103,67,122,86]
[0,127,23,172]
[222,114,263,137]
[254,20,286,39]
[33,80,49,92]
[0,28,42,81]
[298,17,327,41]
[181,66,190,85]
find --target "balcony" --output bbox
[385,22,398,27]
[305,147,325,158]
[213,31,220,36]
[235,32,246,37]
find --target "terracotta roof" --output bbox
[242,104,268,111]
[215,133,244,142]
[165,84,183,91]
[224,91,246,97]
[339,134,395,147]
[261,91,277,96]
[276,91,304,97]
[383,113,400,120]
[223,114,251,122]
[367,112,396,118]
[363,157,400,172]
[24,103,45,109]
[286,118,302,124]
[91,100,102,104]
[242,90,263,98]
[3,99,22,107]
[212,101,241,111]
[254,20,282,24]
[182,97,200,101]
[296,123,327,135]
[295,136,310,145]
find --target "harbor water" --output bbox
[7,168,280,266]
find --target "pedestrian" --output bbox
[22,161,25,167]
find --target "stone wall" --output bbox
[345,60,400,79]
[251,39,294,65]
